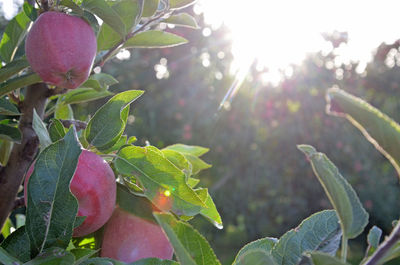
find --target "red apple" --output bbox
[25,11,97,89]
[101,207,174,262]
[24,150,116,237]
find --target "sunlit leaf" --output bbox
[25,129,82,255]
[85,90,143,151]
[272,210,341,265]
[233,236,277,265]
[154,212,221,265]
[327,87,400,180]
[59,0,84,16]
[0,11,31,63]
[163,13,199,29]
[123,31,188,49]
[298,145,368,239]
[164,144,209,157]
[115,145,207,216]
[70,248,97,265]
[169,0,197,9]
[81,0,126,37]
[23,2,38,21]
[55,102,74,120]
[0,218,13,238]
[0,72,42,97]
[62,87,113,105]
[367,226,382,249]
[162,149,192,177]
[80,73,118,91]
[196,188,222,229]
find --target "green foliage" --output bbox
[80,73,118,92]
[0,11,31,63]
[154,212,221,265]
[0,247,21,265]
[142,0,159,17]
[169,0,197,9]
[32,109,52,148]
[0,123,21,143]
[308,252,350,265]
[123,31,188,49]
[61,88,113,105]
[233,237,277,265]
[0,73,42,97]
[298,145,368,239]
[163,13,199,29]
[0,97,20,116]
[25,129,82,255]
[0,56,29,83]
[0,226,30,262]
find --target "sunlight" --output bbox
[198,0,400,84]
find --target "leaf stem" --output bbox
[341,236,348,262]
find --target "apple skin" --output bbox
[25,11,97,89]
[24,150,116,237]
[101,207,174,262]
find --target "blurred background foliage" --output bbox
[1,3,400,265]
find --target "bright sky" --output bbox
[197,0,400,84]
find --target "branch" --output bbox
[363,221,400,265]
[60,119,87,131]
[94,10,172,68]
[0,83,48,230]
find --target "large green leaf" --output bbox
[25,129,82,255]
[196,188,222,229]
[154,212,221,265]
[169,0,196,9]
[48,119,66,142]
[308,252,350,265]
[0,11,31,63]
[123,31,188,49]
[0,72,42,97]
[298,145,368,239]
[0,97,20,116]
[0,247,21,265]
[0,226,30,262]
[271,210,341,265]
[115,145,207,216]
[62,88,113,105]
[142,0,159,17]
[233,237,278,265]
[327,87,400,180]
[163,13,199,29]
[0,57,29,83]
[97,0,143,51]
[81,0,126,37]
[80,73,118,91]
[84,90,143,151]
[23,247,75,265]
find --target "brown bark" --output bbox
[0,83,48,230]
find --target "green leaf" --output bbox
[367,226,382,249]
[0,72,42,97]
[298,145,369,239]
[0,11,31,63]
[142,0,160,17]
[70,248,97,265]
[1,218,13,238]
[163,13,199,29]
[59,0,84,16]
[123,31,188,49]
[81,0,126,37]
[130,258,180,265]
[85,90,143,151]
[164,144,209,157]
[154,212,221,265]
[327,87,400,180]
[55,103,74,120]
[162,149,192,177]
[23,247,75,265]
[49,119,66,142]
[25,129,82,255]
[0,123,21,143]
[79,257,125,265]
[0,226,30,262]
[187,177,200,188]
[81,10,100,36]
[0,56,30,83]
[185,154,211,175]
[169,0,196,9]
[97,0,143,51]
[32,109,52,148]
[62,88,113,105]
[271,210,341,265]
[233,237,278,265]
[115,145,207,216]
[0,97,20,116]
[23,2,38,21]
[0,247,21,265]
[308,252,351,265]
[195,188,222,229]
[15,214,26,229]
[80,73,118,91]
[0,139,13,165]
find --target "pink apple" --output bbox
[24,150,116,237]
[101,207,174,262]
[25,11,97,89]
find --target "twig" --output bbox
[0,83,49,230]
[60,119,87,131]
[363,221,400,265]
[94,10,172,68]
